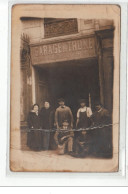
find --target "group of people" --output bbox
[27,98,112,158]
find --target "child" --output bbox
[54,120,74,155]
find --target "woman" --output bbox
[27,104,42,151]
[40,101,55,150]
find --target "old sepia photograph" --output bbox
[10,4,120,172]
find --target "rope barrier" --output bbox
[21,123,118,133]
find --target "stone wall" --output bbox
[21,18,44,43]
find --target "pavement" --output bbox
[10,130,118,172]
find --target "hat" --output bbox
[94,101,102,107]
[58,98,65,102]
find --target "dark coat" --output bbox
[40,107,54,129]
[39,107,55,150]
[27,111,40,129]
[91,108,111,126]
[27,111,42,151]
[90,108,112,158]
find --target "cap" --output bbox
[58,98,65,102]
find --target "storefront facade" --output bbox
[20,18,114,127]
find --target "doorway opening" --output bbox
[34,58,100,125]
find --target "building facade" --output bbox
[20,18,114,128]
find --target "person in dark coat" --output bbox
[40,101,55,150]
[27,104,42,151]
[90,102,112,158]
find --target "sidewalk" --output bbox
[10,130,118,172]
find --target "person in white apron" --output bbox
[74,99,92,157]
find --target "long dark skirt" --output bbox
[49,131,57,150]
[27,130,43,151]
[41,131,57,150]
[42,131,50,150]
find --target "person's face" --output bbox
[44,102,50,109]
[63,123,69,129]
[59,101,65,107]
[33,105,39,112]
[95,105,101,111]
[80,102,86,108]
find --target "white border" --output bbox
[0,0,127,186]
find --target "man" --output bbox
[90,102,112,158]
[55,98,73,129]
[91,102,111,126]
[55,120,74,155]
[76,99,92,129]
[73,99,92,158]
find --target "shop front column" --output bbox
[95,28,114,114]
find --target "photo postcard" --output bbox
[10,4,120,172]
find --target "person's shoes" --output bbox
[68,151,79,157]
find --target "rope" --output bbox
[21,123,118,133]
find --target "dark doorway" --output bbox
[35,58,100,125]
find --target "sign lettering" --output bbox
[30,37,96,65]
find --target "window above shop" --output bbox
[44,18,78,38]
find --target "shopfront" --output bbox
[20,18,114,127]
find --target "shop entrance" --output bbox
[34,58,100,124]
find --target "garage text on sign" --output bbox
[30,37,96,64]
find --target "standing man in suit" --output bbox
[90,102,112,158]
